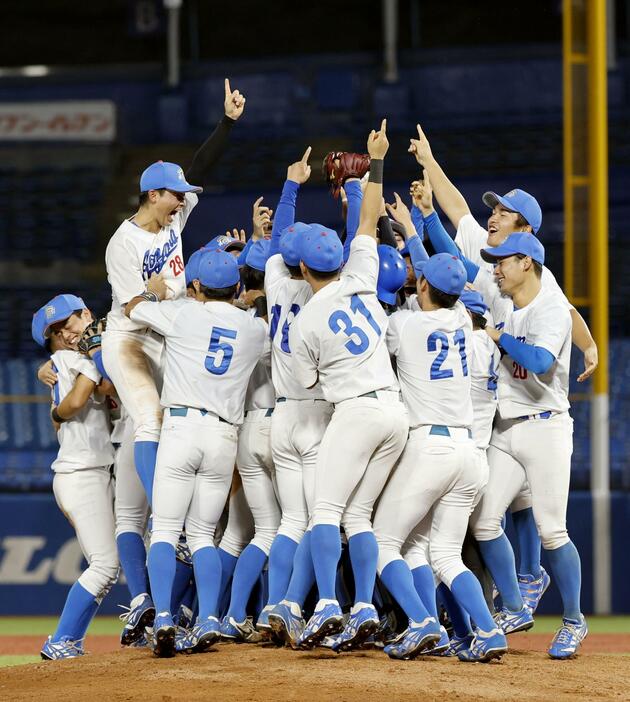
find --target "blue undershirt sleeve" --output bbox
[269,180,300,257]
[406,234,429,277]
[91,349,111,382]
[343,180,363,262]
[410,205,425,239]
[499,334,556,374]
[424,211,479,282]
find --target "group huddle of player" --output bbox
[31,80,596,664]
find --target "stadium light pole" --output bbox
[382,0,399,83]
[164,0,182,88]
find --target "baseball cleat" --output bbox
[298,600,344,649]
[518,568,551,613]
[187,616,221,653]
[332,603,379,653]
[174,603,194,631]
[255,605,274,635]
[442,633,474,656]
[457,628,508,663]
[221,615,262,643]
[119,594,156,646]
[268,601,306,648]
[40,635,84,661]
[547,615,588,659]
[220,615,240,641]
[320,633,343,648]
[493,604,534,634]
[383,617,441,660]
[424,625,450,656]
[152,612,176,658]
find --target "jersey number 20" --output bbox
[205,326,237,375]
[427,329,468,380]
[328,294,381,355]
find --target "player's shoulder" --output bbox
[388,308,414,333]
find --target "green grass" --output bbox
[0,655,40,668]
[0,615,628,637]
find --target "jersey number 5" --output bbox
[427,329,468,380]
[205,327,237,376]
[328,294,381,355]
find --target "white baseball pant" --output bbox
[218,482,254,556]
[114,420,149,539]
[271,399,333,543]
[312,392,408,538]
[470,412,573,550]
[236,410,280,555]
[150,411,238,555]
[374,426,485,588]
[101,329,164,443]
[53,467,119,601]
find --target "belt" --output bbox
[429,425,472,439]
[358,389,403,401]
[276,397,327,403]
[169,407,230,424]
[516,411,553,421]
[244,408,274,418]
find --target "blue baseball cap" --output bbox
[140,161,202,194]
[31,306,47,348]
[245,239,271,272]
[39,294,87,338]
[482,188,542,234]
[204,234,246,253]
[480,231,545,265]
[279,222,311,266]
[300,224,343,273]
[459,289,488,316]
[185,247,208,286]
[377,245,406,305]
[420,253,467,296]
[197,249,241,289]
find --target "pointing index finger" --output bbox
[380,118,387,133]
[225,78,231,97]
[302,146,312,163]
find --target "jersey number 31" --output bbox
[328,294,381,355]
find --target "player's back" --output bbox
[244,309,275,411]
[50,350,115,473]
[159,299,266,424]
[387,301,473,429]
[291,237,397,404]
[470,330,500,449]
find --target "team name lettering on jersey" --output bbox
[142,229,179,279]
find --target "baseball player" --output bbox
[256,150,335,639]
[290,120,409,651]
[101,79,245,508]
[124,249,266,657]
[220,239,282,642]
[371,251,507,662]
[467,233,587,659]
[32,296,118,661]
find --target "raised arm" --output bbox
[186,78,246,185]
[52,373,97,423]
[386,192,429,275]
[342,179,363,261]
[409,124,471,230]
[269,146,311,256]
[356,119,389,238]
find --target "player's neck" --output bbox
[131,207,162,234]
[309,278,337,294]
[511,275,542,308]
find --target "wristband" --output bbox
[139,291,160,303]
[253,295,268,318]
[368,159,384,184]
[51,406,66,424]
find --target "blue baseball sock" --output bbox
[310,525,341,601]
[116,532,149,600]
[53,582,98,642]
[192,546,222,620]
[478,534,523,611]
[410,565,439,620]
[171,560,193,613]
[348,532,379,604]
[380,559,431,623]
[450,571,496,632]
[148,542,176,615]
[134,441,159,506]
[545,541,582,621]
[336,559,351,609]
[512,508,542,577]
[217,548,238,612]
[267,534,299,605]
[227,544,268,622]
[284,530,315,607]
[436,582,471,638]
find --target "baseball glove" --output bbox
[322,151,371,198]
[78,316,107,355]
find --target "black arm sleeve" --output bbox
[377,215,398,249]
[185,115,236,185]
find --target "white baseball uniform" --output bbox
[50,350,118,601]
[469,284,573,550]
[129,297,266,554]
[101,193,198,442]
[373,301,484,587]
[265,254,333,543]
[291,236,408,537]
